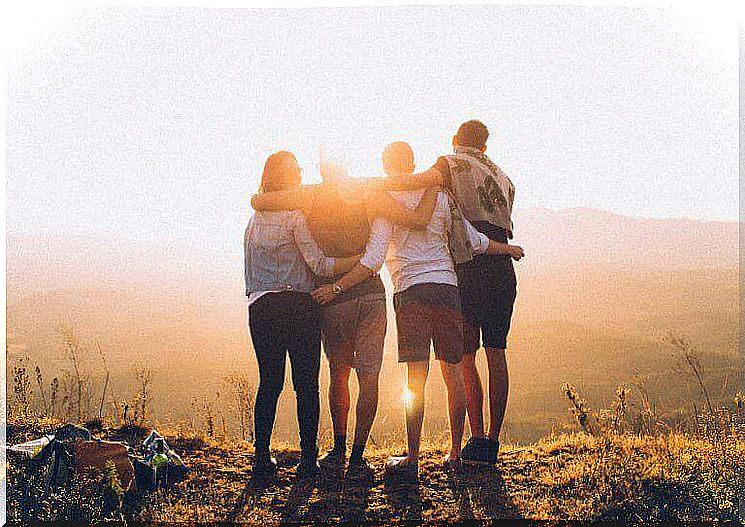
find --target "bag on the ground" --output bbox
[67,440,137,492]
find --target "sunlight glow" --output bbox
[402,386,415,409]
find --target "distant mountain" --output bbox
[6,232,242,302]
[6,206,738,362]
[512,207,739,273]
[7,208,738,302]
[6,208,740,441]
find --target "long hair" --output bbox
[259,151,301,193]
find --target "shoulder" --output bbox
[257,209,304,223]
[430,156,453,187]
[387,189,421,204]
[434,155,452,168]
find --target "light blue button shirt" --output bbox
[244,210,337,296]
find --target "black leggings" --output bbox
[249,292,321,457]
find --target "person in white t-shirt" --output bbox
[374,143,524,474]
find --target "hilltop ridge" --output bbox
[6,423,743,523]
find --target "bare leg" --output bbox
[461,352,486,439]
[439,360,466,461]
[328,366,352,438]
[402,359,429,464]
[352,371,379,450]
[485,348,509,442]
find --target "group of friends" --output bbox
[243,120,524,481]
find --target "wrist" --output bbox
[332,283,344,295]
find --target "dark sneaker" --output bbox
[442,454,461,470]
[296,458,320,479]
[461,437,493,466]
[252,452,278,479]
[489,439,500,465]
[318,448,346,468]
[347,457,374,479]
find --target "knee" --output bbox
[485,348,508,370]
[461,353,478,371]
[294,378,319,397]
[445,367,466,392]
[358,373,379,396]
[257,381,283,401]
[329,367,351,387]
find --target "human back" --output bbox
[434,120,515,239]
[244,151,333,295]
[245,210,326,294]
[304,184,370,258]
[384,189,455,293]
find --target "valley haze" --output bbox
[6,206,740,444]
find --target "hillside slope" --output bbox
[6,208,741,444]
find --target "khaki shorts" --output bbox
[322,292,387,375]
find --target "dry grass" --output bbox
[7,422,743,524]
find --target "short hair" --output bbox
[382,142,415,176]
[456,120,489,149]
[260,151,301,192]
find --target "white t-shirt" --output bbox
[372,190,490,294]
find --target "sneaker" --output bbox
[384,456,418,477]
[318,448,346,468]
[296,457,320,479]
[489,439,500,465]
[347,457,374,479]
[252,452,278,478]
[461,437,493,466]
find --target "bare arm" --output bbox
[485,241,524,260]
[383,168,444,191]
[366,187,438,229]
[250,186,316,212]
[463,214,525,260]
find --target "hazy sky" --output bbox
[6,5,739,252]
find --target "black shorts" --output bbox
[457,222,518,353]
[392,283,464,364]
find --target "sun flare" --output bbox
[402,386,415,408]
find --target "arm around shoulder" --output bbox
[367,187,437,229]
[383,168,444,191]
[251,186,315,212]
